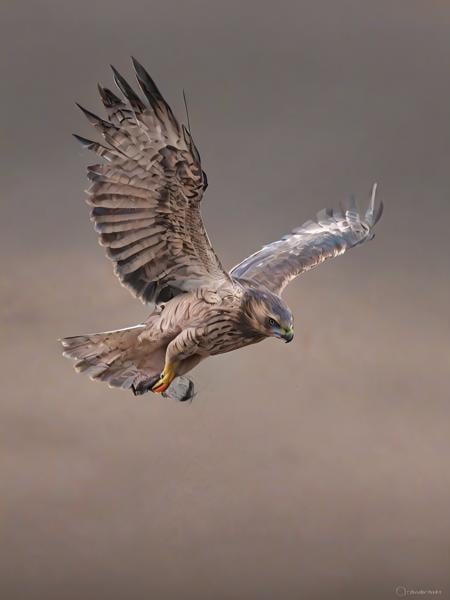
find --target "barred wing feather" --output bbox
[75,58,229,305]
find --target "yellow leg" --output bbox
[151,362,177,394]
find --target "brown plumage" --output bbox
[61,58,383,401]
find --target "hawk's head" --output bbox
[240,284,294,343]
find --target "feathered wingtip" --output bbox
[72,133,117,161]
[365,183,384,227]
[97,84,124,108]
[131,56,179,129]
[337,183,383,231]
[131,56,164,105]
[75,57,183,147]
[75,102,117,131]
[110,64,146,113]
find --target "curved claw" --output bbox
[152,379,170,394]
[151,363,176,394]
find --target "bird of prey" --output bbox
[61,58,383,402]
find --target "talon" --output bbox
[151,363,176,394]
[152,379,169,394]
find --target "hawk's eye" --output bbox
[268,317,279,328]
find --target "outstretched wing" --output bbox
[75,58,229,304]
[231,186,383,295]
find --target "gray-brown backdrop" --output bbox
[1,1,449,599]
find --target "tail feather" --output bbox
[61,324,196,401]
[61,325,150,389]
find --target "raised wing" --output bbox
[74,58,229,304]
[231,186,383,295]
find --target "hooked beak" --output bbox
[282,328,294,343]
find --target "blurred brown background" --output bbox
[1,1,449,598]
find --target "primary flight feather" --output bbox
[61,58,383,401]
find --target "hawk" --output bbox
[61,58,383,402]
